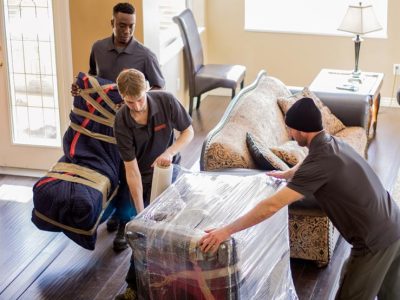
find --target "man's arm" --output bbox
[124,159,144,213]
[267,162,301,181]
[88,48,97,76]
[199,186,304,253]
[151,125,194,167]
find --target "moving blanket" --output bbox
[126,172,299,299]
[31,73,123,250]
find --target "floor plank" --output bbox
[0,98,399,300]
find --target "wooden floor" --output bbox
[0,95,399,300]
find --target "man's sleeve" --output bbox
[287,157,331,198]
[114,109,136,162]
[169,94,192,131]
[144,52,165,88]
[88,47,97,76]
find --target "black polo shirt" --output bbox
[89,35,165,87]
[113,91,192,183]
[287,132,400,253]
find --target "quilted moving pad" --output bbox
[32,73,123,250]
[126,172,298,299]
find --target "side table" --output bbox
[310,69,384,139]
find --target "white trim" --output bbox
[53,0,73,130]
[160,26,205,66]
[381,96,399,108]
[0,166,45,178]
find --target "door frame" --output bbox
[0,0,73,175]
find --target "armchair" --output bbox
[173,9,246,116]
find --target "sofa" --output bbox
[200,70,369,267]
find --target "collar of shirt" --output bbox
[130,93,160,128]
[106,34,137,54]
[309,131,330,150]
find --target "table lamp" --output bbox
[337,2,382,83]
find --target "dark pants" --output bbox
[336,238,400,300]
[101,163,135,224]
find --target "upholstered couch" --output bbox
[200,70,369,267]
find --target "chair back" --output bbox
[173,9,204,92]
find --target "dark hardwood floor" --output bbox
[0,95,399,300]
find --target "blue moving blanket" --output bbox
[32,73,123,250]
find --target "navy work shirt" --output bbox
[89,35,165,87]
[288,132,400,253]
[113,91,192,183]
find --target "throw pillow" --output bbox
[277,87,346,135]
[246,133,289,171]
[270,141,308,167]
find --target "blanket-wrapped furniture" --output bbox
[31,73,122,250]
[126,171,298,299]
[200,70,370,267]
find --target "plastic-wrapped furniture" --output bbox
[200,70,370,266]
[126,171,298,299]
[173,9,246,116]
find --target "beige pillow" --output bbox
[277,87,346,135]
[270,141,308,167]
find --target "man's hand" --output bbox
[199,228,231,253]
[71,82,81,97]
[152,151,173,168]
[266,169,291,180]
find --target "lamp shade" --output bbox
[337,2,382,35]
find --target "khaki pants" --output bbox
[336,238,400,300]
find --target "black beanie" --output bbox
[285,97,323,132]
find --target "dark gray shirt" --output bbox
[287,132,400,253]
[113,91,192,183]
[89,35,165,87]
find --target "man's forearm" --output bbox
[166,126,194,156]
[225,187,302,235]
[125,170,144,213]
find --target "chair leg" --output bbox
[189,97,194,116]
[196,95,202,110]
[240,80,244,89]
[231,89,236,99]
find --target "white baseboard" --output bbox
[0,167,45,178]
[381,97,399,108]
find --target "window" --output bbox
[3,0,61,146]
[244,0,387,38]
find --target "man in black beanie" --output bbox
[199,97,400,300]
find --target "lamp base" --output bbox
[348,70,363,84]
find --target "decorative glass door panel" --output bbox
[0,0,72,171]
[4,0,60,146]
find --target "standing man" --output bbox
[200,98,400,300]
[72,2,165,251]
[114,68,193,300]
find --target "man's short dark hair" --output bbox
[113,2,135,16]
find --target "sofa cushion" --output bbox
[270,141,308,167]
[278,87,346,135]
[203,75,292,170]
[334,126,368,158]
[246,133,289,171]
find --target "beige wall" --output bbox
[206,0,400,98]
[69,0,143,76]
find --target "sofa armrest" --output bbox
[288,87,370,129]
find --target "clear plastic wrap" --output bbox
[126,170,298,300]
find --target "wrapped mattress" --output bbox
[31,72,122,250]
[126,171,298,299]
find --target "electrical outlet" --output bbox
[394,64,400,75]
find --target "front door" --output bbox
[0,0,72,171]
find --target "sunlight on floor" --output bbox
[0,184,33,203]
